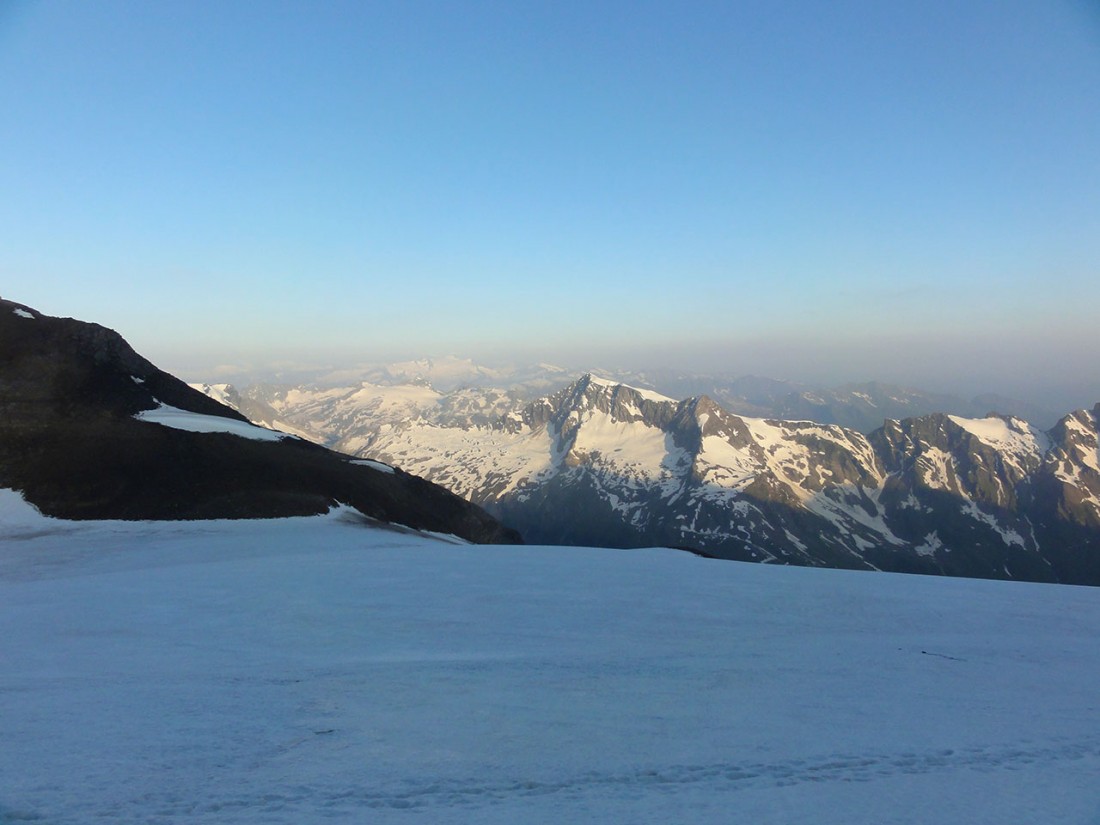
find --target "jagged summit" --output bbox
[0,297,246,423]
[531,373,678,425]
[0,299,517,543]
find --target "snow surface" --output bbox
[916,445,958,492]
[135,403,292,442]
[1062,413,1100,475]
[915,531,946,557]
[12,307,34,319]
[571,413,676,481]
[2,490,1099,824]
[0,488,62,534]
[373,423,556,501]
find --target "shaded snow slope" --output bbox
[2,500,1099,824]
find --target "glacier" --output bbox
[2,490,1099,823]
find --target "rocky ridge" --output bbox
[0,299,516,543]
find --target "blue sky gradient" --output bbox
[1,1,1097,402]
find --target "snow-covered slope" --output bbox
[2,492,1098,824]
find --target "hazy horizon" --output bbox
[155,339,1099,419]
[2,1,1097,413]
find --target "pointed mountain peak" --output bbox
[529,373,680,431]
[0,298,247,423]
[689,394,723,415]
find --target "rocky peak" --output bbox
[0,299,518,543]
[872,411,1054,510]
[1040,406,1100,518]
[0,298,245,423]
[523,373,677,434]
[1048,407,1099,454]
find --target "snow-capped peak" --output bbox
[583,374,676,404]
[946,413,1052,464]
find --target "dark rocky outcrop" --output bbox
[0,299,518,543]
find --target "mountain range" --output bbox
[4,296,1097,586]
[197,372,1100,586]
[208,356,1066,432]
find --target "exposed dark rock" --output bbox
[0,299,519,544]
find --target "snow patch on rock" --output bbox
[135,403,292,442]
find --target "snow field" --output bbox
[135,403,293,442]
[1,495,1099,823]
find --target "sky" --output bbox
[1,0,1098,404]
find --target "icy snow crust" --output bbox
[2,490,1099,824]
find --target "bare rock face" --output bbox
[0,299,518,544]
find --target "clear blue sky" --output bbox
[1,1,1098,402]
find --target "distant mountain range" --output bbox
[201,357,1065,433]
[197,371,1100,585]
[582,372,1063,433]
[0,299,516,544]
